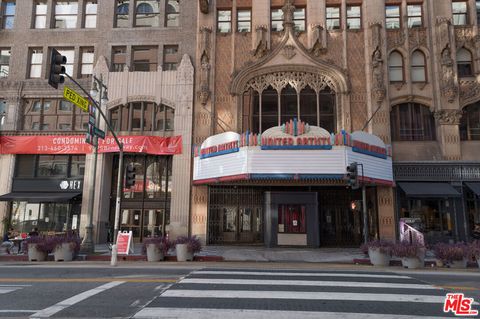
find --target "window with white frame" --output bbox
[411,50,426,82]
[54,1,78,29]
[388,51,404,82]
[346,6,361,30]
[80,48,94,77]
[237,9,251,32]
[407,4,423,28]
[452,1,468,26]
[29,48,43,79]
[217,10,231,33]
[0,48,10,78]
[84,1,97,28]
[34,1,47,29]
[326,6,340,30]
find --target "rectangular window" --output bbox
[29,48,43,79]
[386,5,401,29]
[80,48,94,77]
[346,5,361,29]
[55,1,78,29]
[326,6,341,30]
[132,46,157,71]
[0,48,10,78]
[166,0,179,27]
[37,155,69,177]
[271,8,283,32]
[2,1,15,29]
[452,1,468,25]
[84,1,97,28]
[294,7,306,32]
[237,9,251,32]
[135,0,159,27]
[34,1,47,29]
[57,48,74,76]
[217,10,231,33]
[163,45,179,71]
[112,46,127,72]
[0,99,6,129]
[407,4,423,28]
[116,0,129,28]
[23,99,87,131]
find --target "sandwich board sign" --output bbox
[116,231,133,255]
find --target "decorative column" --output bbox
[434,110,463,160]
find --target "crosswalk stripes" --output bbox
[0,284,29,294]
[133,269,462,319]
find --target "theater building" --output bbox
[0,0,196,243]
[190,0,480,246]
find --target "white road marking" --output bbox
[0,310,39,313]
[161,289,448,304]
[0,285,28,294]
[193,271,411,279]
[29,281,125,318]
[133,308,454,319]
[130,299,141,307]
[181,278,439,290]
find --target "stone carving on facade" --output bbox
[459,79,480,106]
[408,29,427,48]
[434,110,463,125]
[387,30,405,50]
[440,45,458,103]
[282,0,295,29]
[370,22,382,50]
[244,71,336,95]
[253,25,269,58]
[371,46,386,103]
[198,27,212,105]
[436,17,452,50]
[309,24,327,57]
[283,45,296,60]
[199,0,209,14]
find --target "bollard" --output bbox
[110,244,118,267]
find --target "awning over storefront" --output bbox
[0,192,81,202]
[465,182,480,196]
[398,183,461,198]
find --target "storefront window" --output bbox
[10,201,79,234]
[37,155,69,177]
[15,155,85,178]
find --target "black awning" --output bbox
[398,182,461,198]
[466,182,480,196]
[0,192,81,203]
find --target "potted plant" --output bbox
[432,242,449,267]
[142,236,171,262]
[49,233,81,262]
[175,235,201,262]
[360,240,394,267]
[393,241,425,269]
[25,236,50,262]
[442,242,470,269]
[469,240,480,268]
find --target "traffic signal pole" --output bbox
[358,163,368,245]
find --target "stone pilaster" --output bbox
[377,186,396,241]
[434,109,463,160]
[191,185,208,245]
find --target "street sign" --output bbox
[116,231,133,255]
[88,115,96,126]
[93,126,105,139]
[63,86,89,112]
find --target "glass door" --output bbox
[142,209,166,239]
[120,209,142,242]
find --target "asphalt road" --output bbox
[0,263,478,318]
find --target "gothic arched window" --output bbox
[457,47,473,77]
[388,51,404,82]
[411,50,426,82]
[460,102,480,140]
[390,103,435,141]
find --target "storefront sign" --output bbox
[59,180,82,190]
[116,231,133,255]
[0,135,183,155]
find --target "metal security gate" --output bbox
[208,186,264,245]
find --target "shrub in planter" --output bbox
[469,240,480,268]
[142,237,171,262]
[25,236,50,262]
[48,234,81,262]
[437,242,470,268]
[393,241,425,269]
[360,240,394,267]
[175,235,201,262]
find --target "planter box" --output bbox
[477,256,480,269]
[53,243,74,262]
[28,244,47,262]
[176,244,193,262]
[449,259,467,269]
[402,257,423,269]
[368,248,391,267]
[146,244,165,262]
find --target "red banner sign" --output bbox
[0,135,182,155]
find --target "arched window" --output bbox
[117,3,129,15]
[411,50,426,82]
[390,103,435,141]
[136,1,159,27]
[137,3,153,14]
[388,51,404,82]
[166,0,180,27]
[460,102,480,140]
[457,48,473,77]
[109,102,174,133]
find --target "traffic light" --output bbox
[125,163,136,188]
[346,162,359,190]
[48,48,67,89]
